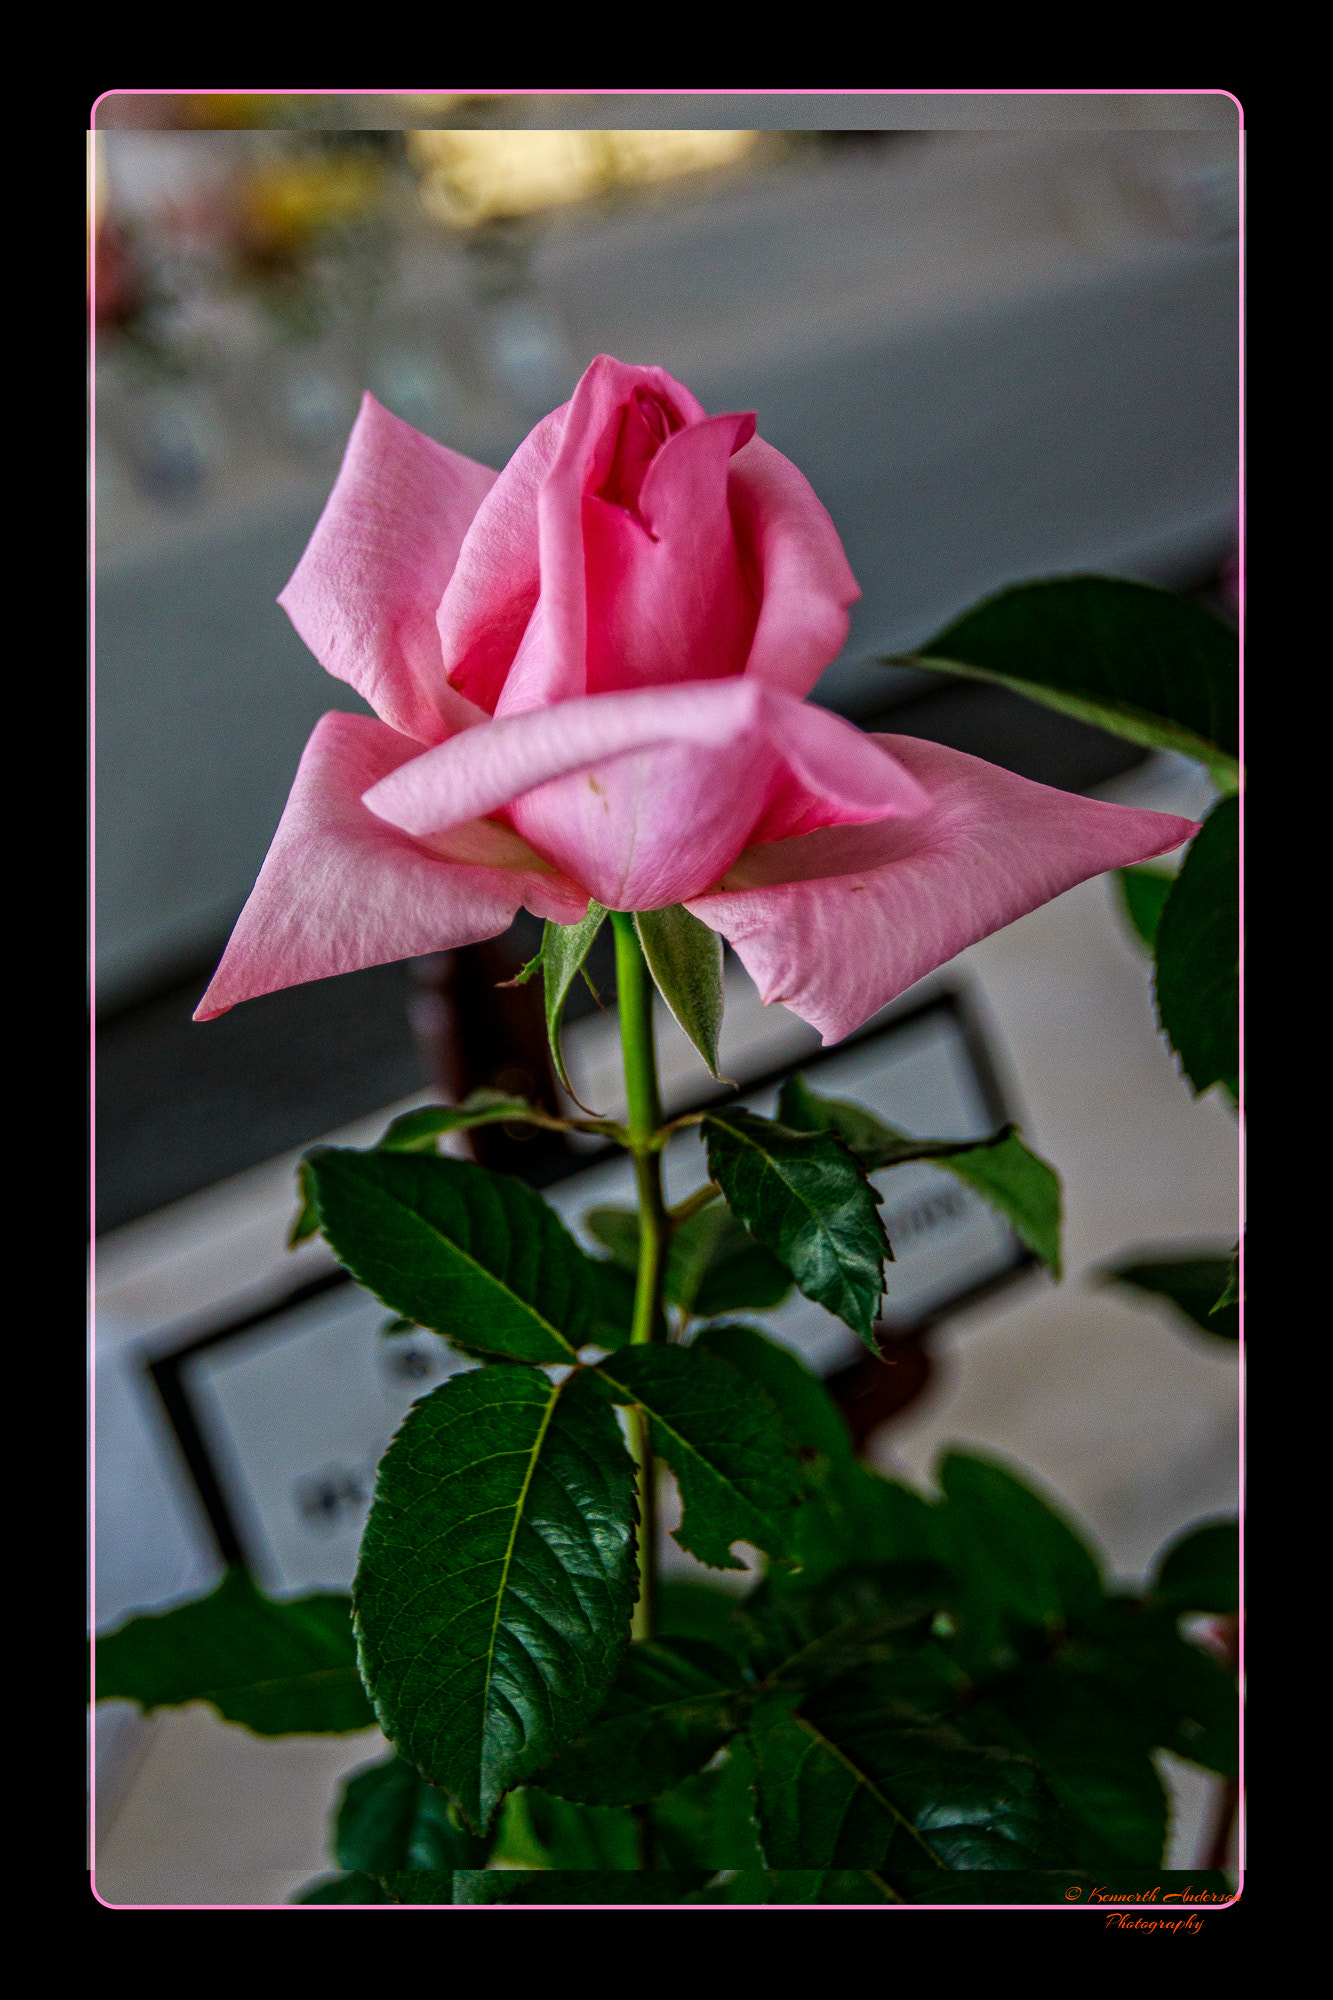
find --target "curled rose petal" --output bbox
[730,434,862,698]
[192,714,588,1021]
[685,733,1200,1044]
[361,680,932,912]
[277,394,497,746]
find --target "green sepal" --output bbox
[633,904,726,1077]
[353,1365,638,1833]
[703,1106,890,1347]
[1153,795,1239,1100]
[592,1341,804,1569]
[304,1147,619,1362]
[1097,1252,1239,1342]
[92,1569,375,1735]
[893,577,1240,789]
[778,1073,1062,1278]
[540,903,608,1099]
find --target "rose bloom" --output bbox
[196,355,1195,1043]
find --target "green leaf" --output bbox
[92,1569,374,1735]
[1151,1521,1239,1615]
[894,577,1240,788]
[288,1159,320,1249]
[353,1365,638,1832]
[377,1090,547,1152]
[594,1343,803,1569]
[380,1871,457,1904]
[585,1205,792,1319]
[748,1683,1069,1870]
[633,904,726,1076]
[1098,1253,1239,1343]
[294,1872,388,1904]
[732,1871,901,1903]
[535,1639,748,1805]
[778,1075,1062,1279]
[692,1323,854,1470]
[703,1107,890,1347]
[541,903,608,1099]
[506,1787,641,1868]
[1154,795,1239,1099]
[936,1454,1104,1670]
[1116,867,1175,951]
[657,1581,754,1662]
[333,1754,490,1875]
[304,1148,615,1363]
[649,1741,767,1872]
[451,1870,704,1904]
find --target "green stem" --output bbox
[611,912,669,1644]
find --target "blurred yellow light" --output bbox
[241,155,385,254]
[407,128,759,228]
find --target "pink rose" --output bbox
[196,354,1196,1042]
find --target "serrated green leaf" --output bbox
[937,1454,1104,1669]
[333,1754,490,1875]
[288,1159,320,1248]
[703,1107,889,1346]
[1098,1253,1239,1342]
[693,1323,853,1469]
[739,1564,952,1689]
[353,1366,638,1832]
[894,577,1239,788]
[511,1787,641,1867]
[633,904,726,1077]
[451,1870,704,1904]
[594,1343,803,1570]
[1154,795,1239,1099]
[541,903,608,1099]
[1152,1521,1239,1615]
[586,1206,792,1319]
[535,1639,747,1805]
[305,1148,615,1362]
[778,1075,1062,1278]
[377,1091,546,1152]
[293,1871,388,1904]
[92,1569,375,1735]
[748,1683,1069,1871]
[1116,867,1175,951]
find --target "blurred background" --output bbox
[91,91,1241,1902]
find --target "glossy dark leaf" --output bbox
[353,1366,638,1831]
[1154,795,1239,1099]
[535,1639,747,1806]
[936,1454,1103,1670]
[594,1342,803,1569]
[634,904,725,1077]
[693,1322,853,1469]
[703,1106,889,1346]
[748,1683,1068,1871]
[305,1148,613,1363]
[586,1205,791,1318]
[1098,1253,1239,1343]
[739,1564,953,1688]
[333,1754,489,1874]
[896,577,1240,787]
[294,1872,388,1904]
[1152,1520,1239,1614]
[93,1569,374,1735]
[1116,867,1175,950]
[778,1074,1061,1277]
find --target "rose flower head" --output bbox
[195,355,1196,1043]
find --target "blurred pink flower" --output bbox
[196,355,1196,1042]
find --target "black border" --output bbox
[144,983,1033,1571]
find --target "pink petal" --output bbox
[277,394,497,746]
[434,402,569,715]
[685,733,1200,1043]
[729,435,862,698]
[362,682,931,913]
[192,714,587,1021]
